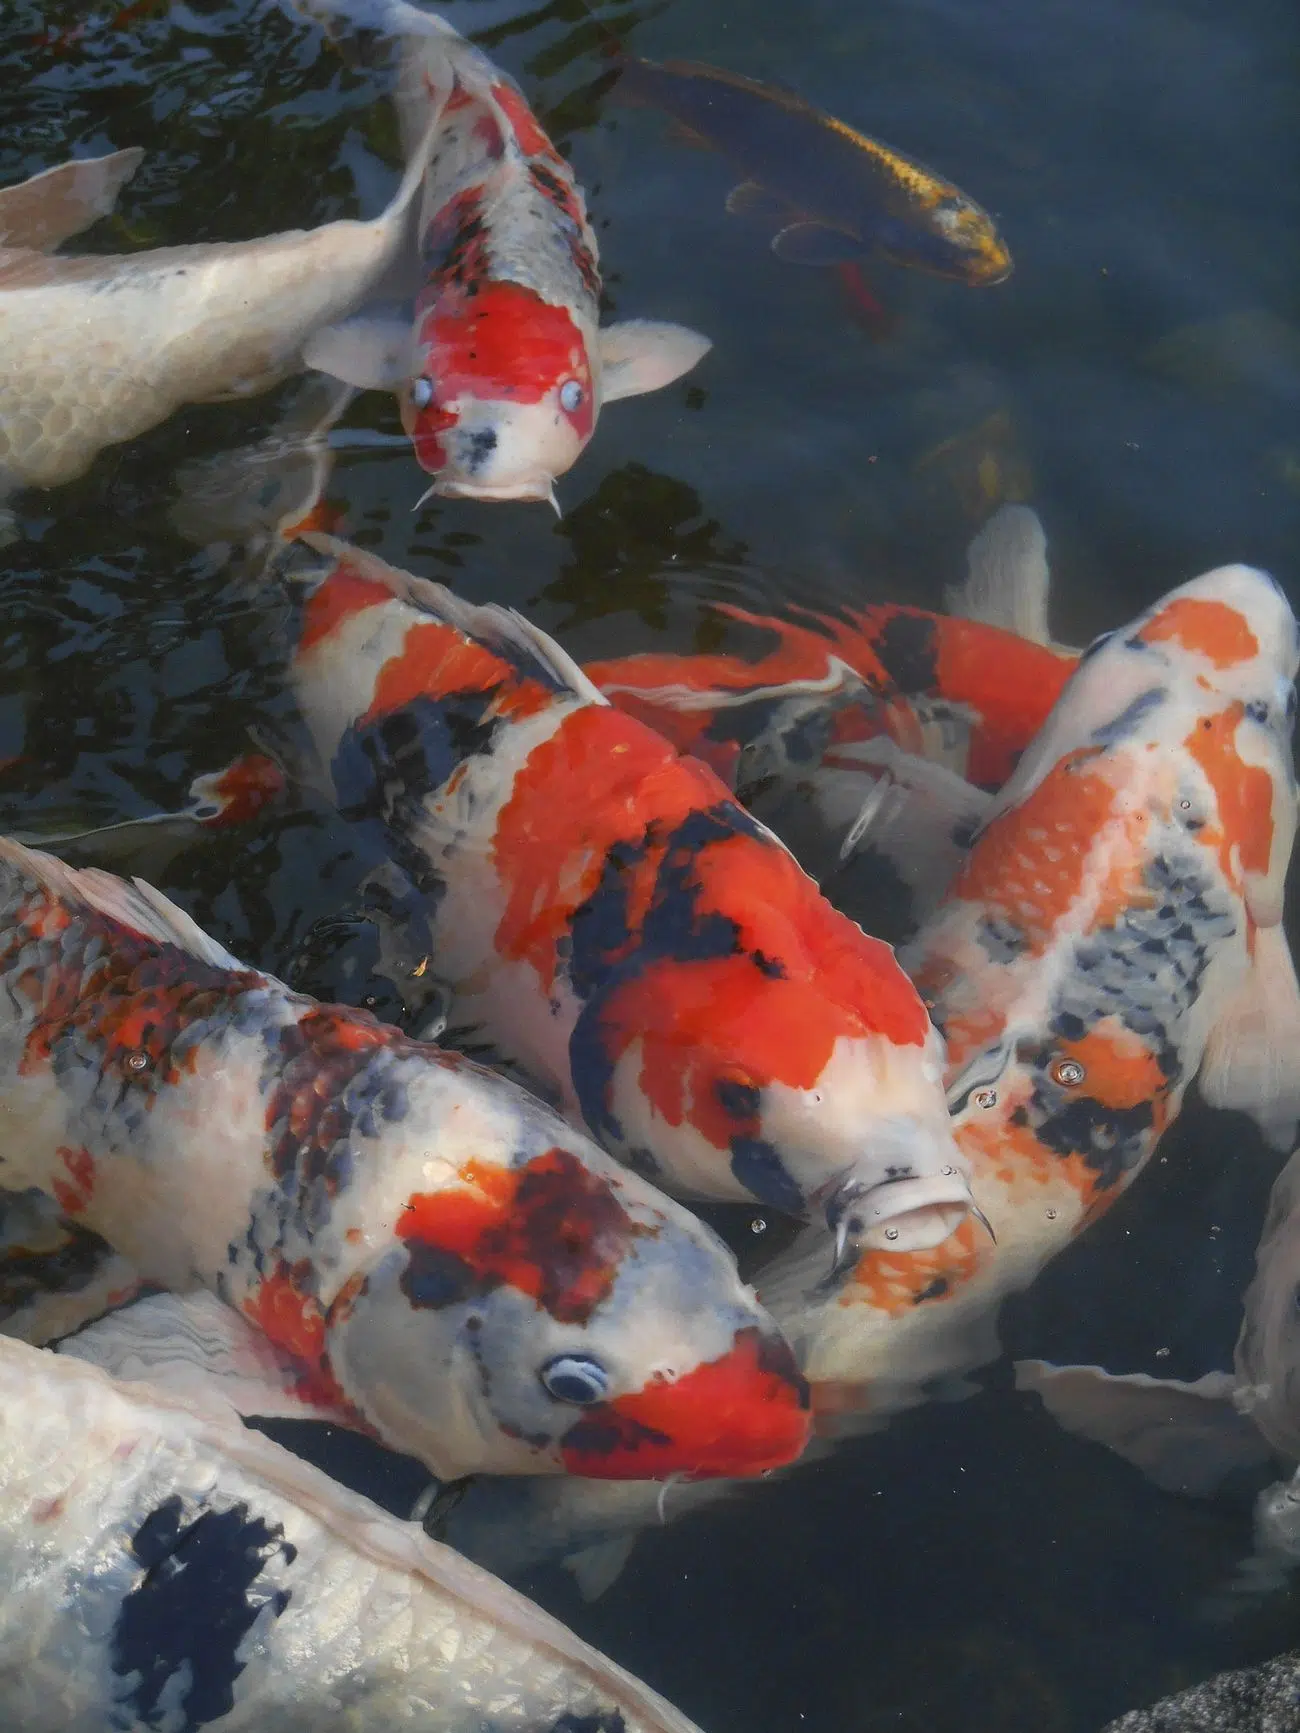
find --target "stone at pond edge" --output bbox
[1103,1652,1300,1732]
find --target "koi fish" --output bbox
[0,1334,709,1733]
[300,0,711,507]
[1018,1142,1300,1597]
[0,835,810,1482]
[284,533,975,1263]
[755,561,1300,1410]
[0,124,436,497]
[611,53,1013,287]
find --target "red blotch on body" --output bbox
[399,1148,646,1325]
[362,620,552,727]
[1185,703,1276,884]
[194,754,286,828]
[241,1258,362,1418]
[489,78,560,161]
[299,558,394,656]
[1138,597,1259,667]
[560,1325,810,1479]
[50,1145,94,1217]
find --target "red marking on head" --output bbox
[399,1149,647,1324]
[1185,702,1276,883]
[361,620,553,727]
[1138,597,1259,667]
[560,1325,810,1478]
[298,557,394,655]
[50,1145,94,1217]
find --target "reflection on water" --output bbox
[2,0,1300,1727]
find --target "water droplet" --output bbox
[1045,1207,1058,1220]
[884,1227,900,1241]
[126,1052,148,1073]
[972,1087,997,1110]
[1051,1057,1085,1087]
[750,1217,767,1234]
[941,1165,955,1176]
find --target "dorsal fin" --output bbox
[0,836,248,971]
[946,503,1052,644]
[298,533,609,707]
[0,148,144,253]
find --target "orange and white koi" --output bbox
[755,562,1300,1409]
[301,0,711,507]
[0,835,811,1482]
[284,533,975,1264]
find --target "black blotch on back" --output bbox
[112,1495,293,1730]
[868,611,939,694]
[549,1714,628,1733]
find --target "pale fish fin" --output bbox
[945,503,1052,644]
[815,739,991,921]
[1015,1360,1271,1495]
[301,313,415,392]
[172,374,353,547]
[564,1536,639,1602]
[598,320,712,403]
[723,180,797,227]
[1199,923,1300,1150]
[0,148,145,252]
[299,533,610,707]
[0,838,248,972]
[57,1290,335,1425]
[769,220,864,267]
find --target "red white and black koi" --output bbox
[284,533,976,1266]
[0,836,811,1482]
[302,0,711,507]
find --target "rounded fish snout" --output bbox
[558,1325,811,1480]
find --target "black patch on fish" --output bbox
[729,1136,805,1215]
[1090,687,1165,746]
[0,1204,120,1321]
[866,611,939,695]
[550,1713,628,1733]
[1030,1091,1156,1190]
[112,1496,293,1729]
[462,427,499,471]
[976,914,1027,964]
[914,1276,950,1302]
[401,1241,480,1309]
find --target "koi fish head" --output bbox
[326,1140,810,1480]
[595,946,973,1266]
[402,285,596,506]
[875,183,1012,286]
[1236,1145,1300,1459]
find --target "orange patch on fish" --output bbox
[242,1257,358,1416]
[299,558,394,656]
[1138,597,1259,667]
[50,1145,94,1216]
[362,621,554,727]
[842,1213,988,1314]
[1053,1020,1170,1115]
[929,619,1075,786]
[1185,703,1275,882]
[951,753,1149,951]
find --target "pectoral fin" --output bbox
[599,319,712,402]
[946,503,1053,645]
[1016,1359,1272,1495]
[57,1289,344,1426]
[0,148,145,252]
[564,1536,639,1601]
[302,314,415,392]
[1199,923,1300,1151]
[770,221,864,267]
[724,180,798,228]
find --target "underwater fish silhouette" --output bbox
[0,123,437,498]
[283,533,975,1264]
[610,51,1013,288]
[0,836,810,1482]
[299,0,710,507]
[0,1333,709,1733]
[1019,1141,1300,1598]
[756,561,1300,1408]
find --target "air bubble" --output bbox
[884,1227,900,1241]
[750,1217,767,1234]
[1045,1207,1058,1220]
[1051,1057,1085,1087]
[126,1052,148,1073]
[972,1087,997,1110]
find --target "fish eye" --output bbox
[559,379,585,413]
[1246,699,1271,725]
[539,1353,609,1406]
[411,376,435,410]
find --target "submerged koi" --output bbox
[0,1334,708,1733]
[0,836,809,1482]
[301,0,710,507]
[0,122,439,497]
[757,562,1300,1405]
[612,53,1013,286]
[284,533,975,1263]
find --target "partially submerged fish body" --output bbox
[615,54,1012,285]
[0,835,811,1482]
[285,533,973,1259]
[1017,1144,1300,1593]
[301,0,711,504]
[0,132,435,493]
[757,563,1300,1398]
[0,1335,709,1733]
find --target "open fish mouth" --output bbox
[419,475,561,511]
[824,1170,991,1277]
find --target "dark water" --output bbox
[3,0,1300,1727]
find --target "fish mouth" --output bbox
[824,1170,990,1278]
[558,1325,811,1480]
[422,476,561,511]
